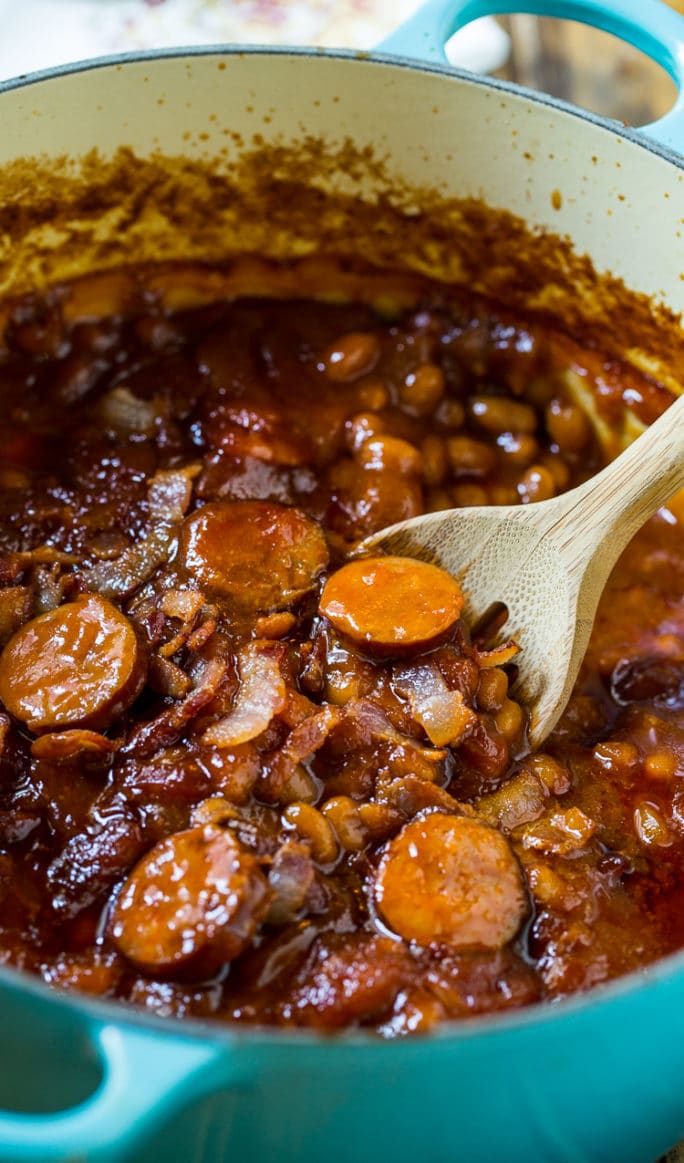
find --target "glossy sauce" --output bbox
[0,277,681,1034]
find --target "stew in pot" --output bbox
[0,264,681,1034]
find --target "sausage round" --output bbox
[110,824,270,978]
[375,812,527,950]
[0,594,146,733]
[319,555,464,655]
[179,500,329,614]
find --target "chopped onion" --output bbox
[147,464,200,525]
[394,663,477,747]
[262,705,341,800]
[203,644,286,748]
[99,386,161,437]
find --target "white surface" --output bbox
[0,0,508,78]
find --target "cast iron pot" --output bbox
[0,1,682,1160]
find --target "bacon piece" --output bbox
[147,655,193,699]
[31,729,118,765]
[260,705,342,802]
[124,658,228,759]
[473,641,521,669]
[82,466,200,600]
[266,839,316,925]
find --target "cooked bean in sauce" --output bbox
[0,270,681,1035]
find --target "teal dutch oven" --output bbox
[0,1,683,1160]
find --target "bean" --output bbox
[0,595,146,733]
[324,649,371,706]
[355,381,390,412]
[357,435,422,476]
[191,796,241,827]
[321,796,369,852]
[357,802,404,842]
[399,364,445,415]
[523,375,555,408]
[526,753,571,795]
[427,487,455,512]
[593,741,640,772]
[644,751,677,781]
[326,460,423,541]
[279,764,319,805]
[31,729,117,764]
[322,332,380,383]
[420,435,449,486]
[496,432,539,467]
[634,801,671,848]
[319,556,464,655]
[434,399,466,430]
[477,668,509,713]
[446,436,497,478]
[344,412,385,453]
[253,611,297,640]
[489,485,519,506]
[283,802,340,866]
[517,465,556,504]
[495,698,525,743]
[375,813,527,949]
[469,396,537,435]
[452,484,489,508]
[541,454,571,491]
[545,399,590,452]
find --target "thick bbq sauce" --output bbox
[0,272,681,1034]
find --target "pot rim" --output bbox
[0,42,682,171]
[0,41,681,1051]
[3,930,684,1048]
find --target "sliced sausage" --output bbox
[179,501,329,614]
[0,595,146,733]
[110,825,270,979]
[375,812,527,950]
[319,556,464,655]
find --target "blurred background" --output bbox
[0,1,681,1160]
[0,0,681,129]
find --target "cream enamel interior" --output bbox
[0,51,681,306]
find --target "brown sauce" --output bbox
[0,269,681,1035]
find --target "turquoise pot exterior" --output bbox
[2,955,684,1163]
[0,1,682,1159]
[380,0,684,152]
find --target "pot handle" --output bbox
[378,0,684,154]
[0,1017,231,1163]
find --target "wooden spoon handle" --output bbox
[549,394,684,575]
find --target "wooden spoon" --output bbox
[364,394,684,747]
